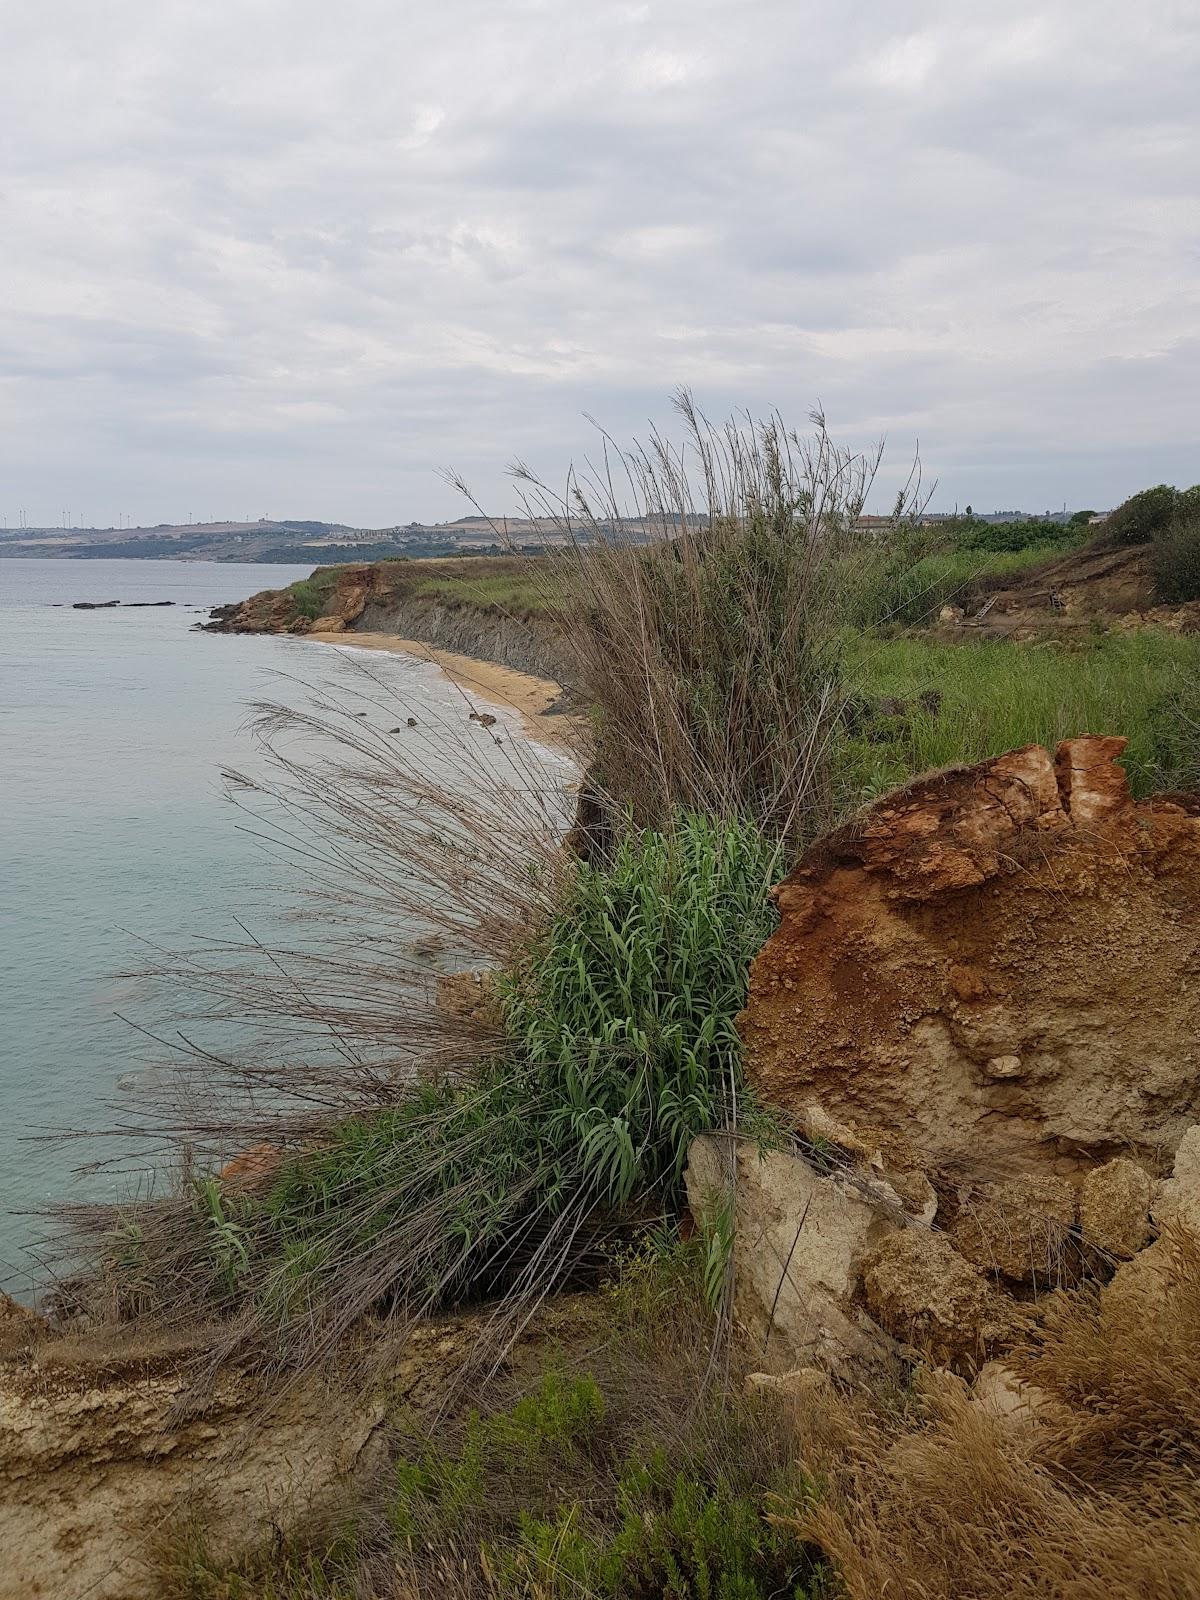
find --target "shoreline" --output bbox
[305,628,578,749]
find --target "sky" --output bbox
[2,0,1198,527]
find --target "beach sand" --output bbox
[306,629,577,747]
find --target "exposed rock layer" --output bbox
[206,561,569,682]
[742,737,1200,1185]
[0,1316,486,1600]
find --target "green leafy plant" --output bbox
[1107,483,1179,546]
[498,811,782,1206]
[118,812,784,1351]
[1152,494,1200,604]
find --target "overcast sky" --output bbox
[2,0,1197,527]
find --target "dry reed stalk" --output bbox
[450,388,930,847]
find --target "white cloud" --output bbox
[0,0,1197,525]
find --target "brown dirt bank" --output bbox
[937,539,1200,639]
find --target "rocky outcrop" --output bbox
[0,1316,481,1600]
[685,1134,1033,1378]
[205,560,571,682]
[686,1135,907,1378]
[742,737,1200,1186]
[708,738,1200,1383]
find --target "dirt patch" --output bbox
[0,1299,598,1600]
[742,736,1200,1183]
[937,541,1200,639]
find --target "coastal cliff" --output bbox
[205,557,570,684]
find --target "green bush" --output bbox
[163,1245,826,1600]
[1107,484,1179,546]
[386,1358,821,1599]
[133,813,783,1337]
[953,517,1084,556]
[1152,500,1200,604]
[498,812,782,1204]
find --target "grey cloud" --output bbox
[1,0,1198,526]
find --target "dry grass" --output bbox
[49,659,578,1347]
[451,389,930,847]
[782,1228,1200,1599]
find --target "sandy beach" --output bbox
[306,629,578,748]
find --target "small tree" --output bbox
[1153,497,1200,603]
[1107,484,1178,545]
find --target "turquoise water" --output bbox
[0,560,566,1296]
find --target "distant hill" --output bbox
[0,515,656,562]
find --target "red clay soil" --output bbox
[740,736,1200,1186]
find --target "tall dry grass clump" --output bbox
[53,661,786,1380]
[454,390,929,847]
[780,1228,1200,1598]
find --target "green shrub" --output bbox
[382,1297,822,1600]
[1107,484,1179,546]
[1152,500,1200,604]
[953,517,1084,556]
[129,812,783,1342]
[498,811,782,1204]
[164,1244,826,1600]
[523,396,934,847]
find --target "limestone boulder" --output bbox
[1153,1124,1200,1235]
[971,1360,1059,1425]
[1080,1156,1153,1258]
[860,1229,1032,1369]
[684,1135,907,1378]
[948,1174,1077,1286]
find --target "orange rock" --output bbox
[742,740,1200,1184]
[218,1141,284,1194]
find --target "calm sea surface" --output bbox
[0,559,563,1296]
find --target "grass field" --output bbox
[840,629,1200,803]
[408,563,559,615]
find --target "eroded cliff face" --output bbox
[741,736,1200,1184]
[0,1315,481,1600]
[688,738,1200,1382]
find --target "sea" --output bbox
[0,558,568,1297]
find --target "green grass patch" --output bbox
[285,569,341,620]
[837,629,1200,804]
[409,568,563,615]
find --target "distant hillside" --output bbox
[0,514,656,562]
